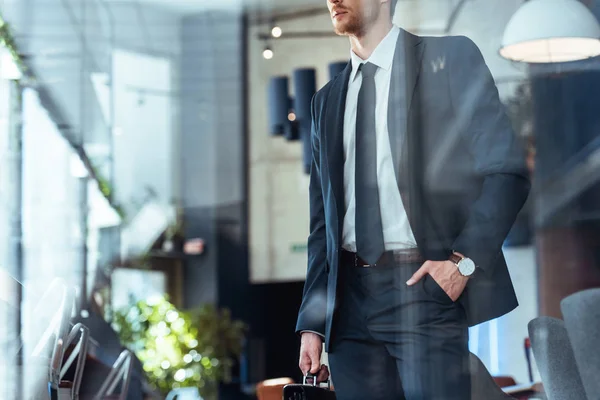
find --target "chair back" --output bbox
[21,279,75,399]
[469,352,515,399]
[528,316,587,400]
[93,349,134,400]
[493,376,517,388]
[561,288,600,400]
[256,377,294,400]
[0,269,22,398]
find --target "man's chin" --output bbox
[332,24,346,36]
[333,19,365,36]
[333,24,356,36]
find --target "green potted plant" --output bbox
[112,296,246,399]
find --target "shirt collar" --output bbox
[349,25,400,82]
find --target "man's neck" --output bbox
[349,20,394,60]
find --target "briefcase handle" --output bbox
[303,372,331,390]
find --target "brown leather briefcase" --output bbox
[282,373,336,400]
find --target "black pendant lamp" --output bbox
[329,61,349,81]
[293,68,317,174]
[268,76,290,136]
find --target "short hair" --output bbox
[390,0,398,17]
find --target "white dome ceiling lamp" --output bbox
[500,0,600,63]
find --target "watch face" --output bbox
[459,258,476,276]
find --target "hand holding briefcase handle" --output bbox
[282,372,336,400]
[303,372,332,389]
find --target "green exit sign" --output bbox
[290,243,308,253]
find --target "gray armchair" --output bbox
[528,316,587,400]
[561,288,600,400]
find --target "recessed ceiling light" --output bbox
[263,46,274,60]
[271,26,282,38]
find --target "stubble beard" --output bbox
[333,4,381,38]
[333,12,366,37]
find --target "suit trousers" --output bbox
[328,259,471,400]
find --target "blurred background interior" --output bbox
[1,0,600,399]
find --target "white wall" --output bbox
[248,12,348,283]
[500,246,540,382]
[113,50,174,211]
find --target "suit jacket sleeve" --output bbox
[448,37,531,276]
[296,95,328,336]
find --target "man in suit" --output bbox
[296,0,530,398]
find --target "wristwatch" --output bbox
[449,253,477,277]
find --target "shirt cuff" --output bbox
[300,330,325,338]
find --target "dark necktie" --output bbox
[355,62,385,265]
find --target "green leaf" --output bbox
[112,297,246,397]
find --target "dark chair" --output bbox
[93,349,134,400]
[469,352,515,399]
[528,316,587,400]
[493,376,517,388]
[561,289,600,400]
[256,377,294,400]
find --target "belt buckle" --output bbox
[355,254,375,268]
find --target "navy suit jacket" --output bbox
[296,29,531,352]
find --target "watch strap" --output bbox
[449,253,463,266]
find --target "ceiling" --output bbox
[103,0,326,15]
[102,0,466,26]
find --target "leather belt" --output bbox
[341,248,424,268]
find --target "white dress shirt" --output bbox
[301,26,418,339]
[342,25,417,252]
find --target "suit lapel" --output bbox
[324,62,352,233]
[390,29,426,243]
[389,29,425,188]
